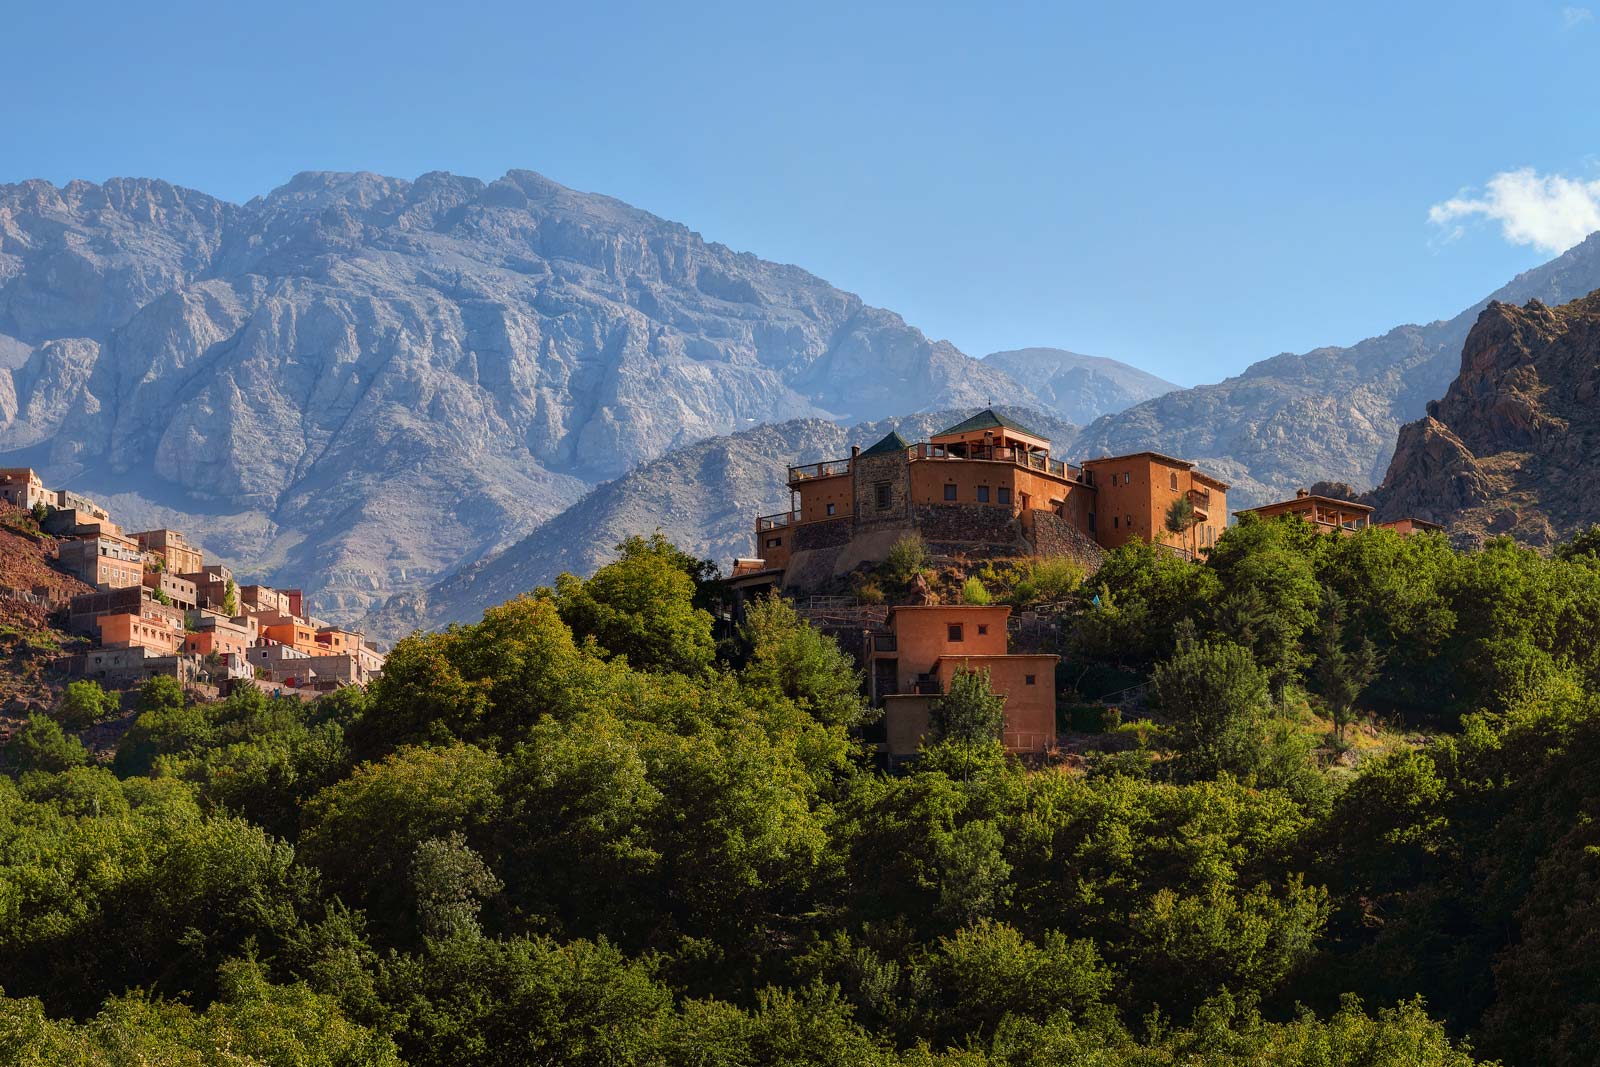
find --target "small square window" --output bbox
[943,484,957,501]
[976,486,990,503]
[998,487,1011,505]
[765,537,782,548]
[977,624,988,635]
[1025,674,1036,685]
[826,502,836,516]
[947,623,964,642]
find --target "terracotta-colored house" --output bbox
[184,615,255,660]
[97,612,184,656]
[262,620,319,654]
[239,585,289,616]
[142,570,198,611]
[866,604,1058,759]
[133,529,203,575]
[58,534,144,590]
[1080,452,1228,559]
[1378,517,1445,537]
[1236,489,1373,535]
[0,468,48,510]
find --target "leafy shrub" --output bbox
[885,534,928,582]
[961,576,992,605]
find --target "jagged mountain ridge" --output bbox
[0,171,1050,621]
[368,406,1078,640]
[982,347,1179,423]
[1074,233,1600,510]
[1371,292,1600,546]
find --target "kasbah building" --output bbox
[0,466,385,698]
[725,409,1438,765]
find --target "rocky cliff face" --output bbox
[0,172,1040,620]
[1074,234,1600,510]
[368,406,1076,640]
[1371,292,1600,547]
[981,347,1179,423]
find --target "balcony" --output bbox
[911,443,1083,483]
[787,458,852,483]
[755,511,797,532]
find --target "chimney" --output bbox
[1296,488,1310,498]
[851,445,860,458]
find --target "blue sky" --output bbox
[5,0,1598,386]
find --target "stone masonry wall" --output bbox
[1023,509,1107,571]
[851,451,913,530]
[793,516,852,552]
[910,503,1028,557]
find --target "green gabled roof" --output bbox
[934,408,1046,440]
[860,431,913,457]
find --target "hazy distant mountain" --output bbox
[367,406,1077,641]
[1075,234,1600,510]
[0,171,1038,621]
[1372,291,1600,547]
[983,347,1179,423]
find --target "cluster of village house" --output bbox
[727,410,1440,762]
[0,467,384,695]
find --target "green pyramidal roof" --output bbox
[933,408,1046,440]
[860,431,912,457]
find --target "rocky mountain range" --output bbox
[1075,233,1600,510]
[1372,292,1600,547]
[368,406,1077,640]
[0,171,1074,621]
[982,347,1179,424]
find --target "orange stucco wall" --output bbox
[885,605,1011,690]
[907,458,1085,515]
[97,613,183,655]
[263,621,319,653]
[937,654,1058,751]
[185,627,252,660]
[794,473,853,524]
[1081,455,1227,556]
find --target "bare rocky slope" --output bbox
[368,406,1076,640]
[982,347,1179,423]
[1370,291,1600,547]
[1075,233,1600,510]
[0,172,1055,621]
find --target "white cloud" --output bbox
[1562,6,1593,29]
[1429,168,1600,255]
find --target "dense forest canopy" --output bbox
[5,524,1600,1065]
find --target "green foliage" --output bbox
[4,714,88,775]
[28,501,47,525]
[222,577,238,616]
[930,666,1007,745]
[1150,639,1271,781]
[554,533,716,674]
[885,533,928,583]
[740,593,872,728]
[0,529,1590,1065]
[55,680,117,731]
[152,587,171,606]
[960,576,992,605]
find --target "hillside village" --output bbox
[727,409,1441,763]
[0,467,385,701]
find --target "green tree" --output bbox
[4,713,88,774]
[1165,492,1198,556]
[555,534,715,674]
[1312,588,1380,743]
[931,666,1007,745]
[961,576,992,605]
[740,594,871,728]
[222,577,239,616]
[1150,638,1272,780]
[411,831,503,940]
[885,533,928,584]
[55,680,117,730]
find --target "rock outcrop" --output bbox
[1371,292,1600,547]
[0,172,1044,620]
[1075,234,1600,510]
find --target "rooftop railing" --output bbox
[755,511,797,531]
[788,459,852,482]
[911,443,1084,482]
